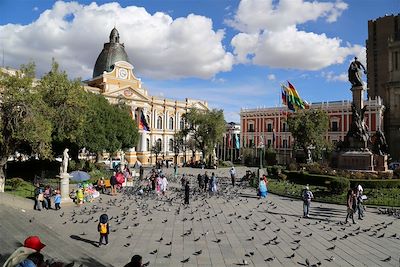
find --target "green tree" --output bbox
[181,108,225,165]
[37,60,88,157]
[80,92,139,159]
[150,139,162,164]
[287,109,331,161]
[0,64,52,192]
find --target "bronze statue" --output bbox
[348,57,366,87]
[373,129,388,155]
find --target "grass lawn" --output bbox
[267,179,400,207]
[5,180,35,198]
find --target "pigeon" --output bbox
[286,253,295,259]
[263,241,271,246]
[165,241,172,246]
[193,250,202,255]
[325,256,335,262]
[291,245,300,251]
[242,259,249,265]
[381,256,391,262]
[330,236,337,241]
[124,243,130,247]
[389,233,397,238]
[194,237,200,242]
[377,233,385,238]
[157,237,163,242]
[305,233,312,237]
[292,239,301,244]
[247,236,254,241]
[214,239,221,243]
[271,236,278,241]
[265,257,275,262]
[181,257,190,263]
[306,258,310,266]
[273,228,281,233]
[164,253,172,258]
[327,245,335,251]
[150,249,158,255]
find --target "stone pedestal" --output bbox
[338,151,374,171]
[58,173,73,203]
[374,154,388,172]
[351,86,364,110]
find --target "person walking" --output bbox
[184,181,190,205]
[43,185,52,209]
[302,186,313,218]
[161,174,168,196]
[356,184,364,220]
[139,166,144,180]
[54,190,61,210]
[210,172,217,194]
[110,172,117,196]
[230,167,236,187]
[33,184,42,211]
[258,177,267,198]
[203,172,209,192]
[98,214,109,246]
[345,188,357,224]
[124,255,143,267]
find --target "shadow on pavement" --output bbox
[70,235,98,247]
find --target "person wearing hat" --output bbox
[3,236,46,267]
[301,185,314,218]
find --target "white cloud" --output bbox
[227,0,348,33]
[33,7,39,11]
[229,0,363,71]
[0,1,233,80]
[322,71,347,82]
[267,74,276,80]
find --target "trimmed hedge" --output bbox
[284,171,400,192]
[349,179,400,189]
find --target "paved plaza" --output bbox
[0,167,399,267]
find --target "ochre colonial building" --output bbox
[240,97,385,163]
[84,28,207,166]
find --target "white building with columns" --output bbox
[84,28,207,166]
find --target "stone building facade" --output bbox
[84,28,207,166]
[240,98,385,164]
[367,14,400,160]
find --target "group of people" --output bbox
[345,184,365,224]
[3,236,71,267]
[193,172,218,193]
[300,183,366,223]
[34,184,62,211]
[148,169,169,196]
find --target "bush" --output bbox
[328,177,350,194]
[287,162,297,171]
[284,171,349,194]
[6,178,25,190]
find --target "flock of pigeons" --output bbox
[48,174,399,266]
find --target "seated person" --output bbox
[97,178,105,193]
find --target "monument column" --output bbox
[351,86,364,110]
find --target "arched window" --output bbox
[146,138,150,151]
[156,138,162,151]
[169,117,174,130]
[157,116,163,129]
[169,139,174,152]
[180,119,185,130]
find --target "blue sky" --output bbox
[0,0,399,122]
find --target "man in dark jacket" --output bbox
[110,172,117,196]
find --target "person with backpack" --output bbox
[98,214,109,246]
[302,186,313,218]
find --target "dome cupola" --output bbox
[92,27,130,78]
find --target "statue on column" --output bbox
[348,57,366,87]
[60,148,69,174]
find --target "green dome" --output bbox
[93,28,130,78]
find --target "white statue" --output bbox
[61,148,69,174]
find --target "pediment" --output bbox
[103,85,149,102]
[190,101,209,111]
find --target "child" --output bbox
[98,214,109,246]
[184,181,190,205]
[54,190,61,210]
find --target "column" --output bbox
[140,108,147,152]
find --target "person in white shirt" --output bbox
[229,167,236,187]
[161,175,168,196]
